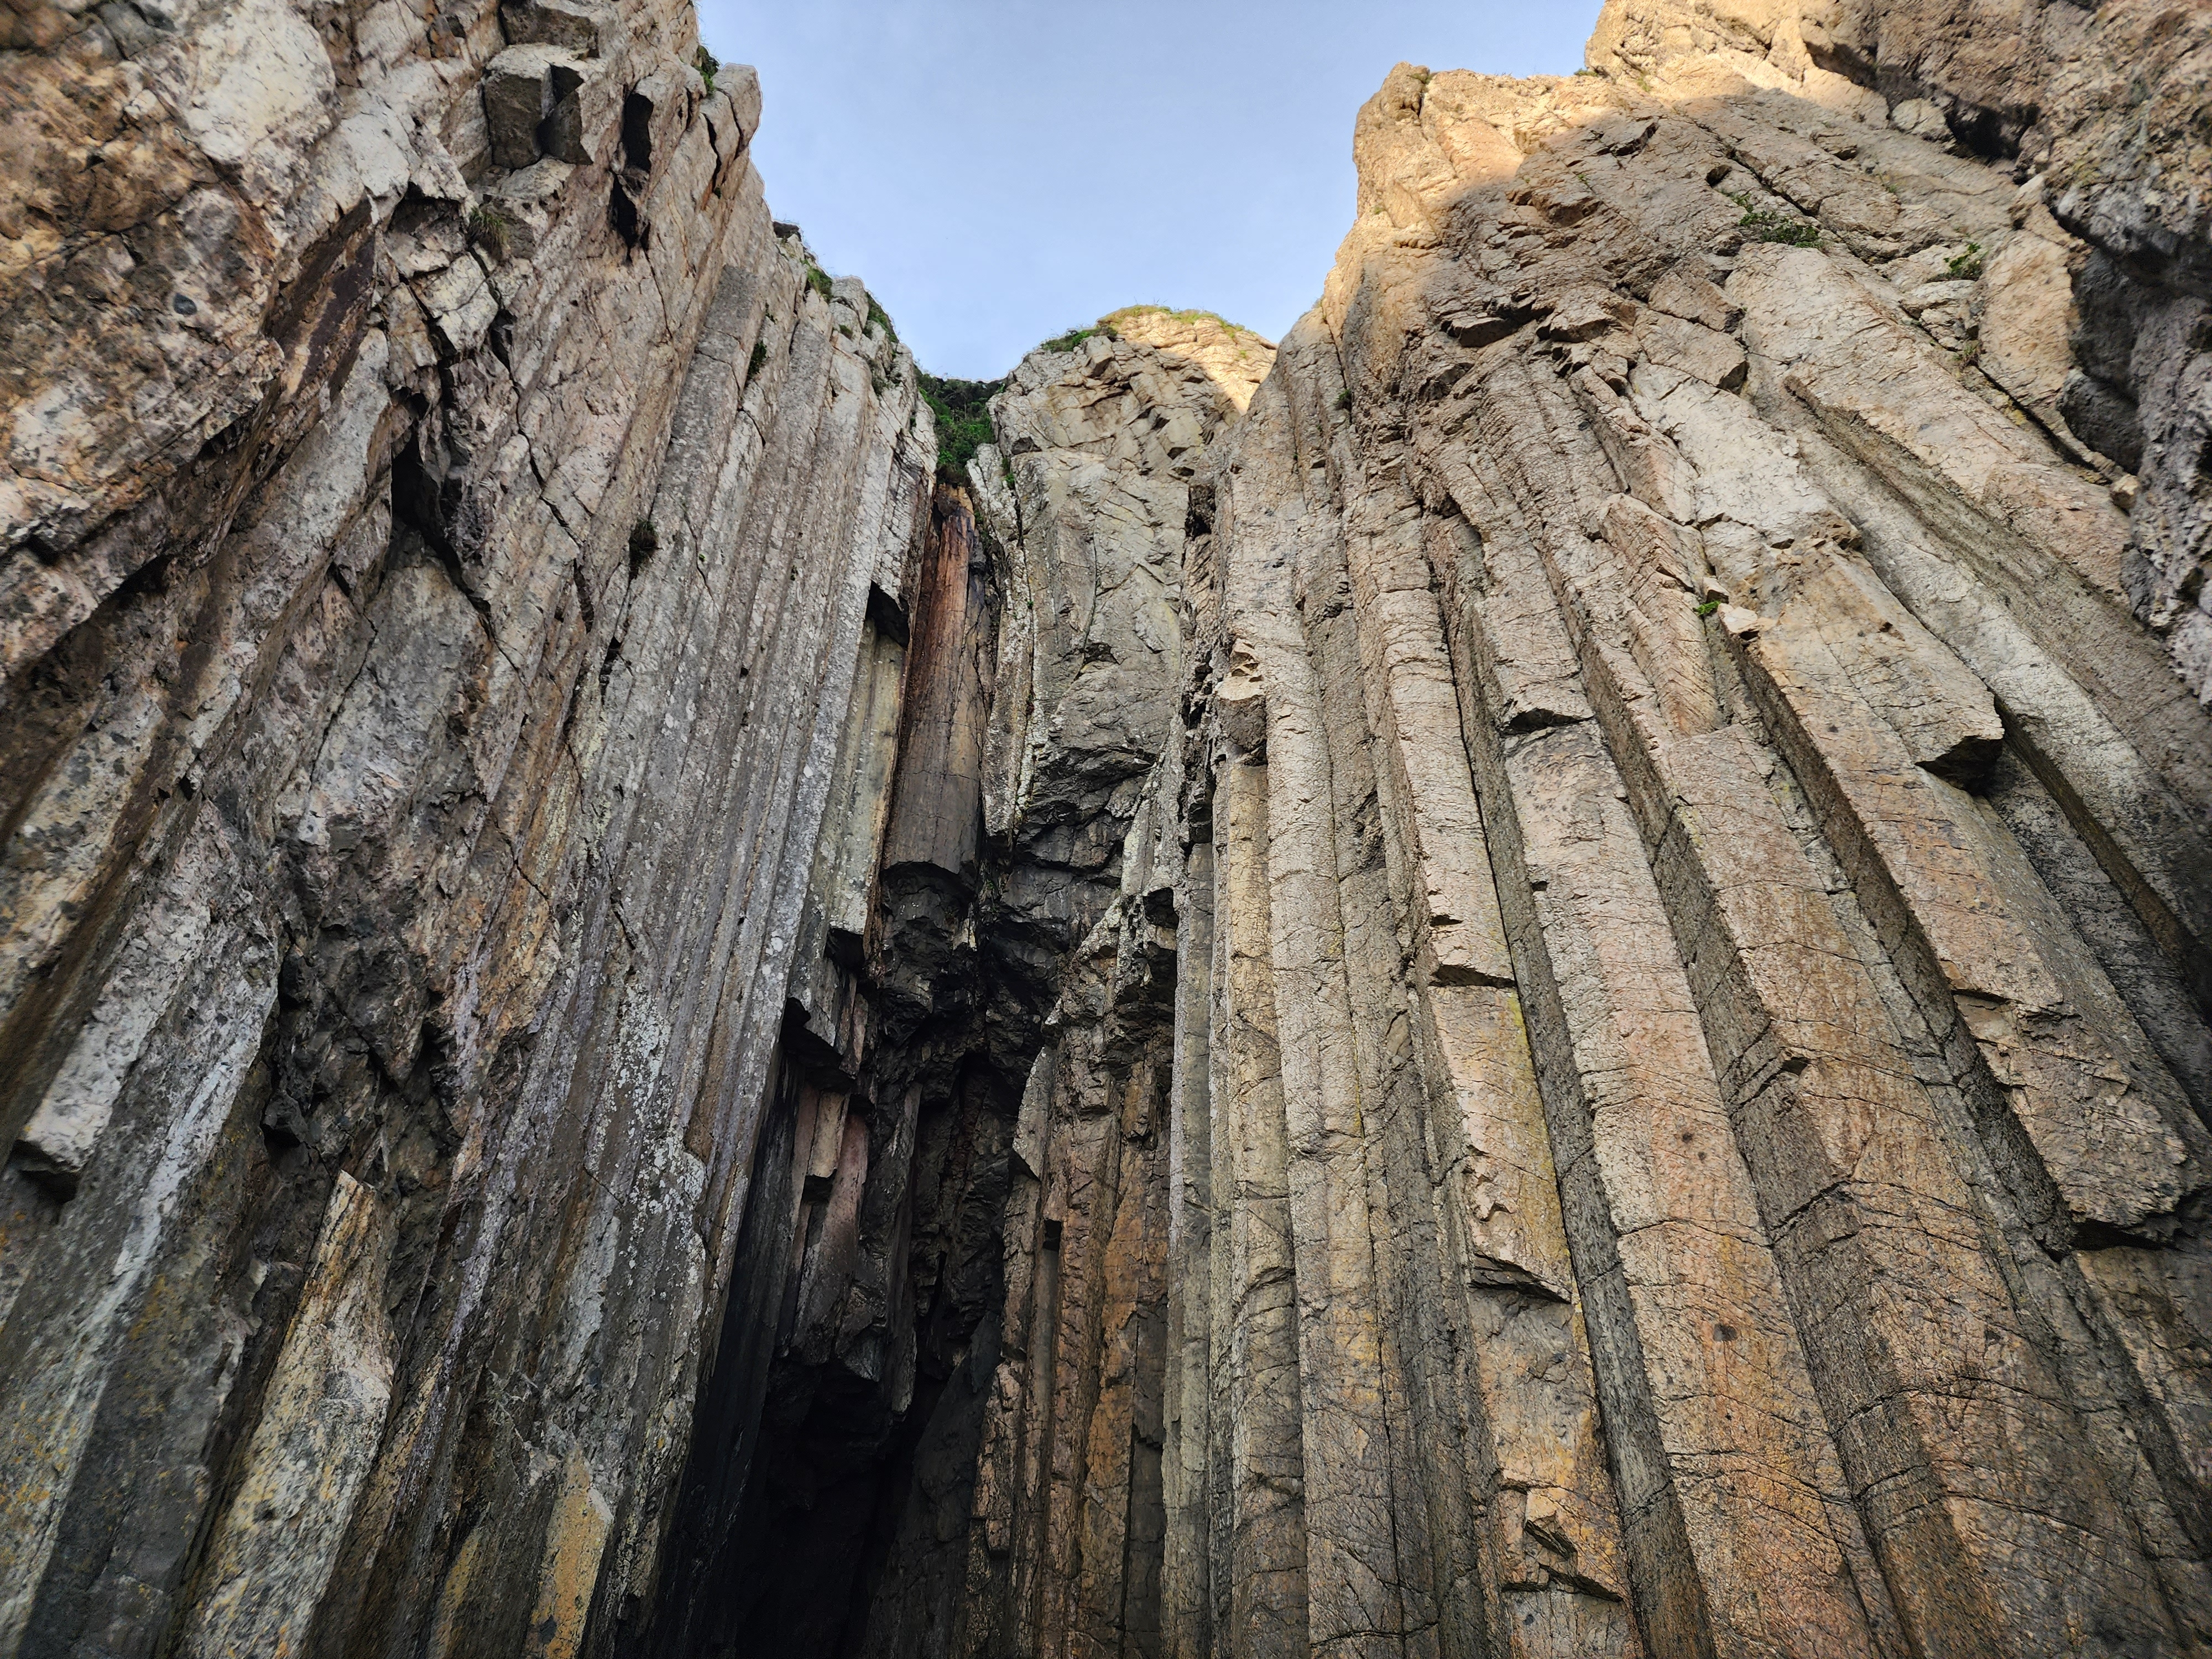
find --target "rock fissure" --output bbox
[5,1,2212,1657]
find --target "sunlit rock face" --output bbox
[3,0,2212,1656]
[936,9,2212,1658]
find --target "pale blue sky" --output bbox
[695,2,1603,379]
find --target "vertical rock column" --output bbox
[1314,37,2212,1659]
[0,0,941,1647]
[945,27,2212,1659]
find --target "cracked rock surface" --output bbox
[3,0,2212,1657]
[941,9,2212,1659]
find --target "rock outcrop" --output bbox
[637,305,1274,1658]
[4,0,2212,1657]
[0,0,937,1652]
[943,11,2212,1659]
[1585,0,2212,705]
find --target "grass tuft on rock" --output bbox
[1037,321,1119,354]
[693,44,718,95]
[1738,206,1820,246]
[918,373,1004,479]
[467,204,515,263]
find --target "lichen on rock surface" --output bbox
[3,0,2212,1656]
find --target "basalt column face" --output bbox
[4,1,2212,1657]
[638,307,1276,1658]
[938,7,2212,1659]
[0,0,938,1651]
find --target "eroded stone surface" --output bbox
[4,2,2211,1657]
[0,0,932,1651]
[925,11,2212,1659]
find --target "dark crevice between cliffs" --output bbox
[641,458,1133,1658]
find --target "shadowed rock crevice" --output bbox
[638,310,1269,1657]
[2,2,2211,1658]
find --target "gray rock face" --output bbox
[4,2,2212,1658]
[630,308,1272,1659]
[0,0,933,1652]
[1586,0,2212,708]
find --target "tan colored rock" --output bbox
[177,1173,393,1659]
[988,15,2212,1656]
[6,4,2212,1658]
[1974,226,2083,444]
[529,1449,616,1659]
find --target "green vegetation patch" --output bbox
[1727,190,1821,247]
[1738,206,1820,246]
[867,296,898,343]
[1037,321,1119,354]
[918,373,1005,479]
[1946,241,1985,280]
[804,260,833,302]
[467,204,515,263]
[693,44,718,95]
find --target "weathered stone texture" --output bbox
[1585,0,2212,707]
[6,1,2212,1658]
[931,8,2212,1659]
[0,0,933,1652]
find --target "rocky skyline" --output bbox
[1,1,2208,1655]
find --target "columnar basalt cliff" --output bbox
[0,0,940,1650]
[3,0,2211,1656]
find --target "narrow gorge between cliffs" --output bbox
[5,3,2212,1658]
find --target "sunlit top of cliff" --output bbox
[697,0,1602,379]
